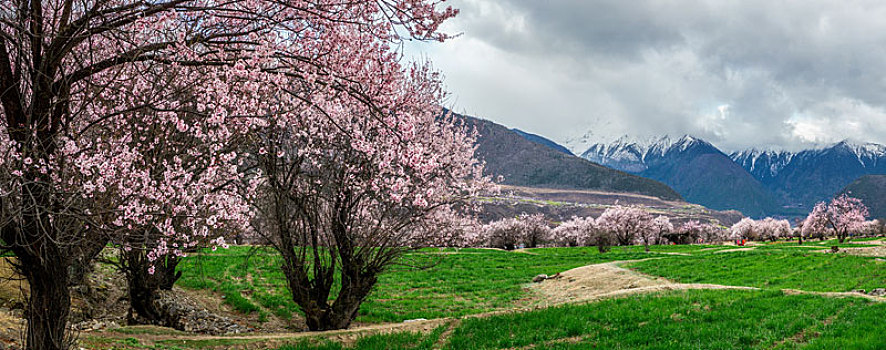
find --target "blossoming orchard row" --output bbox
[444,195,878,251]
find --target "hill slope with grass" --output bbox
[841,174,886,219]
[456,114,682,201]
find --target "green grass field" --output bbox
[176,246,675,323]
[84,240,886,349]
[628,250,886,292]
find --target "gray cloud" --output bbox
[407,0,886,152]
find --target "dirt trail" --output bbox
[782,289,886,302]
[715,247,756,253]
[837,246,886,257]
[85,259,885,347]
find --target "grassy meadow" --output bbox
[84,240,886,349]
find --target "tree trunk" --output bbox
[123,250,182,326]
[23,260,71,350]
[301,274,375,331]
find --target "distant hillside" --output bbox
[456,114,682,201]
[477,185,744,226]
[580,135,777,216]
[841,175,886,219]
[512,129,573,155]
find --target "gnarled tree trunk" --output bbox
[14,241,72,350]
[121,249,182,327]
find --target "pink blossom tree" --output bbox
[730,218,757,241]
[480,213,548,250]
[597,206,653,247]
[649,215,674,246]
[552,216,598,247]
[518,213,551,248]
[802,195,869,243]
[666,220,705,245]
[0,0,458,347]
[758,218,792,241]
[858,219,884,237]
[697,223,728,243]
[254,111,484,328]
[801,203,833,241]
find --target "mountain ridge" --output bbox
[576,135,886,216]
[577,134,778,216]
[452,113,683,201]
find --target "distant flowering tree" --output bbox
[483,217,524,250]
[418,208,484,248]
[730,217,790,242]
[730,218,757,241]
[649,215,674,247]
[697,223,728,243]
[552,216,598,247]
[664,220,705,245]
[519,213,551,248]
[597,206,654,246]
[801,203,833,241]
[759,218,792,241]
[802,195,869,243]
[481,213,549,250]
[858,219,884,237]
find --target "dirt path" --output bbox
[837,246,886,257]
[714,247,756,253]
[85,259,885,347]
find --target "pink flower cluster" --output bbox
[801,194,869,241]
[730,217,792,241]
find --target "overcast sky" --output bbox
[405,0,886,152]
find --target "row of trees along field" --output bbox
[467,195,880,252]
[465,209,730,252]
[0,0,493,348]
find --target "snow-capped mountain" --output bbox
[579,135,777,216]
[729,149,795,184]
[731,141,886,182]
[752,140,886,209]
[582,136,886,216]
[562,131,601,156]
[580,135,651,172]
[580,135,718,173]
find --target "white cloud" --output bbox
[407,0,886,152]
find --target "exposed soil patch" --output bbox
[837,246,886,258]
[846,240,884,245]
[530,261,671,305]
[715,247,757,253]
[781,289,886,302]
[88,316,454,349]
[698,246,729,251]
[529,260,756,306]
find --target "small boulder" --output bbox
[869,288,886,297]
[532,274,548,283]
